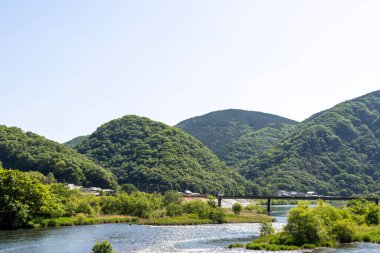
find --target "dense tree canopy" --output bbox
[64,135,88,149]
[0,126,118,189]
[176,109,297,166]
[240,90,380,196]
[0,167,53,229]
[76,115,257,194]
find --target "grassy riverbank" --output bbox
[29,214,138,228]
[29,209,273,228]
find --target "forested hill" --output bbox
[240,90,380,196]
[0,126,118,189]
[176,109,298,166]
[76,115,258,194]
[64,135,88,149]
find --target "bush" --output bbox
[74,213,87,225]
[163,191,183,205]
[245,204,266,214]
[166,203,183,217]
[227,243,244,249]
[303,244,316,249]
[232,203,243,215]
[365,204,380,225]
[207,196,217,208]
[183,200,209,218]
[246,243,264,250]
[359,233,372,242]
[331,219,356,243]
[100,196,121,215]
[208,207,225,223]
[284,202,324,245]
[76,200,96,215]
[92,240,114,253]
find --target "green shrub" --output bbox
[246,243,264,250]
[47,219,57,227]
[166,203,184,217]
[228,243,244,249]
[207,196,217,208]
[74,213,87,225]
[92,240,114,253]
[331,219,356,243]
[365,204,380,225]
[183,200,209,218]
[361,233,372,242]
[232,203,243,215]
[208,207,225,223]
[284,202,323,245]
[260,221,275,236]
[245,204,266,214]
[163,191,183,205]
[303,244,316,249]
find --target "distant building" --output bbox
[306,191,318,197]
[276,190,289,197]
[277,190,306,197]
[183,190,192,196]
[67,184,82,190]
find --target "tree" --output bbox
[284,202,323,245]
[260,221,275,236]
[163,190,183,206]
[0,168,53,229]
[120,184,138,194]
[232,203,243,215]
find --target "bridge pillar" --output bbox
[376,199,379,205]
[267,196,271,213]
[218,198,222,207]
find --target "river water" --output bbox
[0,205,379,253]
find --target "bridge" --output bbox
[217,195,379,213]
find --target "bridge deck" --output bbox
[218,195,378,201]
[217,195,379,212]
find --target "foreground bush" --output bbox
[92,240,114,253]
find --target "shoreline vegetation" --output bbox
[0,168,272,230]
[229,200,380,251]
[30,211,273,228]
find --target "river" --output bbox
[0,205,380,252]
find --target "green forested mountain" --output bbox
[240,90,380,196]
[176,109,298,166]
[76,115,257,194]
[64,135,88,149]
[0,126,118,189]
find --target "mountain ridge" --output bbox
[240,90,380,196]
[75,115,258,194]
[176,109,298,166]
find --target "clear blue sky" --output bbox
[1,0,380,142]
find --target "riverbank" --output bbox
[230,200,380,251]
[28,210,273,228]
